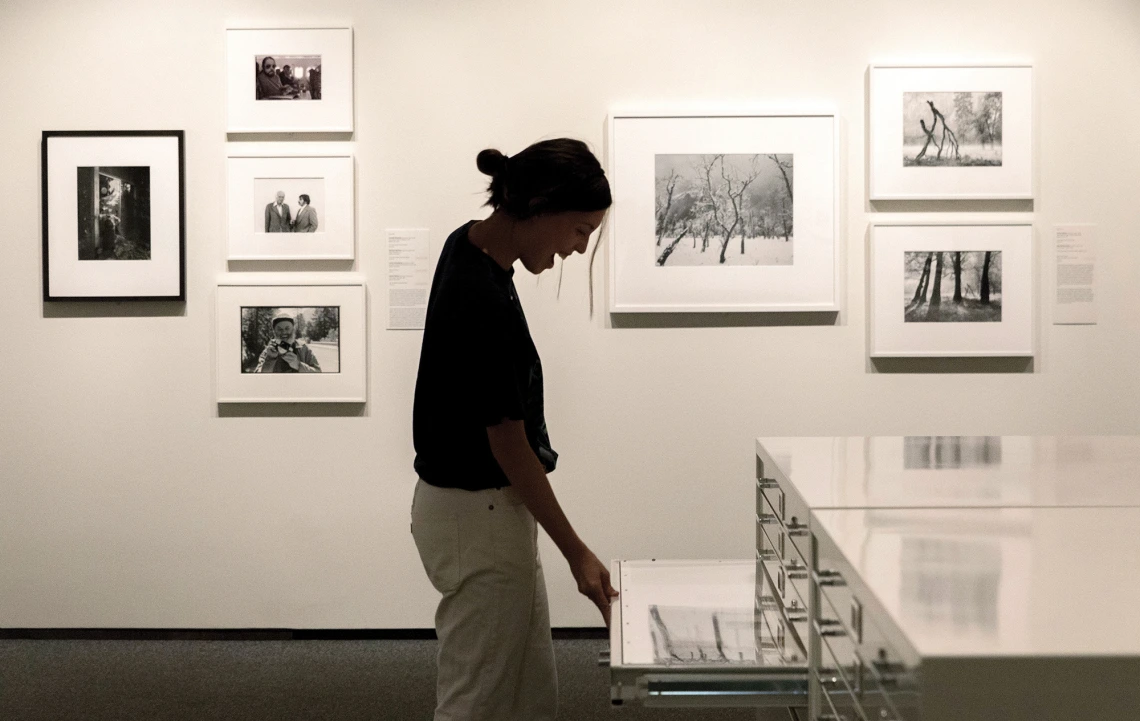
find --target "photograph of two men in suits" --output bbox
[264,190,319,233]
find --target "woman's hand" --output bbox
[281,351,300,370]
[567,546,619,627]
[263,343,280,358]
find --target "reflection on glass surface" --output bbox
[900,537,1001,638]
[649,606,756,664]
[903,436,1003,470]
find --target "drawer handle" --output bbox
[815,619,847,638]
[817,569,846,587]
[758,513,781,525]
[786,518,810,536]
[758,477,781,489]
[786,560,809,580]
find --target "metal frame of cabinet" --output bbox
[757,454,926,721]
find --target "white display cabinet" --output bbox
[608,436,1140,720]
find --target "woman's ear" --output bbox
[527,196,548,215]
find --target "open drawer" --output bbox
[607,559,808,708]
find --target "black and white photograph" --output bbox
[77,166,151,260]
[904,250,1002,323]
[43,130,185,301]
[648,605,755,665]
[254,177,324,233]
[240,306,340,374]
[217,277,365,402]
[654,153,794,267]
[255,55,321,100]
[227,28,352,133]
[903,91,1003,167]
[610,112,837,312]
[870,65,1032,200]
[227,152,353,260]
[870,223,1032,357]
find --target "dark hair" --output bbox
[299,194,310,205]
[476,138,611,220]
[261,56,275,70]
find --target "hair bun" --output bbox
[476,148,509,177]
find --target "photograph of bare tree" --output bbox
[654,153,793,267]
[904,251,1002,323]
[903,92,1003,167]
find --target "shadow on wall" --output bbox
[610,311,840,329]
[869,357,1034,374]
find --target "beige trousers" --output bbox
[411,478,558,721]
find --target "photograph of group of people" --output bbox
[256,177,322,233]
[254,54,321,100]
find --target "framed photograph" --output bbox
[42,130,185,302]
[226,145,355,260]
[869,64,1034,200]
[607,111,838,313]
[870,223,1035,358]
[216,274,367,403]
[226,27,353,133]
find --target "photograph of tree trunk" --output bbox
[904,251,1002,323]
[903,92,1002,167]
[654,153,794,267]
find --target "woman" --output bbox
[411,138,616,721]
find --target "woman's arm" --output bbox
[487,419,618,625]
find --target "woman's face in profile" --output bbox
[519,209,606,274]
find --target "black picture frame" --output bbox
[42,130,186,302]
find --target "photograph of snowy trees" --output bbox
[903,92,1003,167]
[654,153,794,267]
[904,251,1001,323]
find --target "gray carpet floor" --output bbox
[0,637,767,720]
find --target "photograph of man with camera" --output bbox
[251,312,322,373]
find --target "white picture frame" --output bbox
[869,222,1035,358]
[869,63,1034,200]
[216,274,367,403]
[607,111,839,313]
[226,27,353,134]
[226,144,355,261]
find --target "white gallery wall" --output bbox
[2,0,1139,629]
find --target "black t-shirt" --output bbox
[412,221,557,490]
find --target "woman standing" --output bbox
[411,138,616,721]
